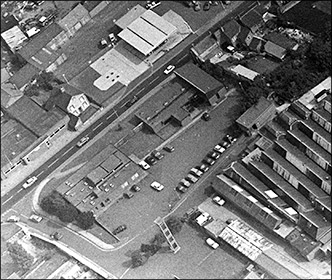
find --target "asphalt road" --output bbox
[1,0,256,213]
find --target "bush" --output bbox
[7,242,34,272]
[165,216,183,235]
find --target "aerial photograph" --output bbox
[1,0,331,279]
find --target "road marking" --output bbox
[21,214,29,219]
[62,146,74,156]
[136,87,145,95]
[198,250,214,266]
[47,158,60,168]
[106,112,116,120]
[149,76,159,84]
[177,53,188,63]
[16,188,23,194]
[120,101,129,108]
[2,196,13,204]
[92,122,104,131]
[119,266,132,279]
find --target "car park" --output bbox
[131,185,141,192]
[151,181,164,191]
[112,224,127,235]
[213,144,226,154]
[29,214,43,223]
[180,179,191,188]
[207,151,220,160]
[176,185,187,193]
[202,112,211,121]
[206,237,219,249]
[123,192,134,199]
[190,167,203,177]
[163,145,175,152]
[164,65,175,75]
[50,232,63,240]
[76,136,89,147]
[138,160,150,170]
[151,150,164,160]
[198,164,209,173]
[23,176,37,189]
[203,157,215,166]
[186,174,198,183]
[212,196,225,206]
[145,155,157,165]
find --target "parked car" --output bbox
[213,144,226,154]
[203,157,215,166]
[164,65,175,74]
[195,212,211,226]
[223,0,231,4]
[145,155,157,165]
[220,140,231,149]
[210,1,219,5]
[198,163,209,173]
[180,178,191,188]
[190,167,203,177]
[7,216,20,222]
[23,176,37,189]
[203,1,210,10]
[207,151,220,160]
[206,237,219,249]
[186,174,198,183]
[194,1,201,11]
[123,192,134,199]
[50,232,63,240]
[224,134,237,144]
[113,224,127,235]
[151,150,164,160]
[163,145,175,152]
[151,181,164,191]
[146,1,160,9]
[212,196,225,206]
[202,112,211,121]
[138,160,150,170]
[29,214,43,223]
[176,185,187,193]
[131,185,141,192]
[76,136,89,147]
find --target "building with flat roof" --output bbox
[117,7,177,56]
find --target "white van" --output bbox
[29,214,43,223]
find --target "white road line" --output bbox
[177,54,188,63]
[136,87,145,95]
[47,158,60,168]
[92,122,104,131]
[198,251,214,266]
[36,170,44,177]
[62,146,74,156]
[16,188,23,194]
[106,112,116,120]
[120,102,129,108]
[2,196,13,204]
[21,214,29,219]
[149,76,159,84]
[119,266,132,279]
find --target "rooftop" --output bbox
[264,32,298,50]
[264,41,286,60]
[115,4,146,30]
[229,64,260,81]
[8,63,40,89]
[239,8,263,30]
[221,19,241,40]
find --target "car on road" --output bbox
[203,1,210,10]
[207,151,220,160]
[202,112,211,121]
[138,160,150,170]
[206,237,219,249]
[203,157,216,166]
[145,155,157,165]
[151,150,164,160]
[76,136,89,147]
[213,144,226,154]
[198,164,209,173]
[164,65,175,75]
[123,192,134,199]
[113,224,127,235]
[29,214,43,223]
[163,145,175,153]
[50,232,63,240]
[151,181,164,191]
[23,176,37,189]
[180,178,191,188]
[176,185,187,193]
[190,167,203,177]
[7,216,20,222]
[212,196,225,206]
[131,185,141,192]
[186,173,198,183]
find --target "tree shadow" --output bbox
[121,259,132,268]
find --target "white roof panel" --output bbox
[141,10,177,36]
[118,28,154,56]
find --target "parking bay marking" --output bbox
[198,250,215,266]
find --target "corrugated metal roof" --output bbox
[141,10,176,36]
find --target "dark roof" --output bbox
[1,15,18,33]
[192,35,218,57]
[58,83,84,96]
[68,114,79,130]
[83,1,102,11]
[54,92,72,113]
[17,23,63,59]
[221,20,241,40]
[239,9,264,29]
[264,41,286,60]
[264,32,298,50]
[237,26,252,44]
[175,63,223,95]
[9,63,40,89]
[249,36,264,51]
[236,97,275,128]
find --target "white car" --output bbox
[76,136,89,147]
[164,65,175,75]
[212,196,225,206]
[146,1,160,9]
[151,181,164,191]
[213,144,226,154]
[139,160,150,170]
[206,238,219,249]
[190,167,203,178]
[186,174,198,183]
[23,176,37,189]
[29,214,43,223]
[196,212,211,226]
[7,216,20,222]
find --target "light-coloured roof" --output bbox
[118,9,176,56]
[229,64,259,81]
[115,4,146,30]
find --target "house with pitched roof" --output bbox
[264,40,287,60]
[220,20,242,47]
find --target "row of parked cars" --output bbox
[139,145,175,170]
[176,134,237,194]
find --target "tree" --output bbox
[7,242,34,272]
[76,211,95,230]
[58,208,78,223]
[151,232,167,246]
[166,216,183,235]
[131,251,148,268]
[140,243,161,256]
